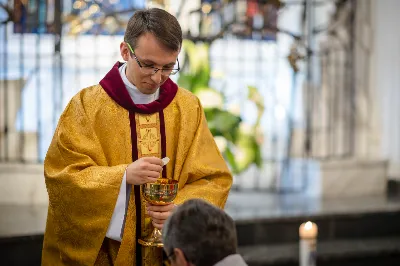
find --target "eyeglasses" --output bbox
[125,42,180,76]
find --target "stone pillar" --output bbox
[0,79,38,162]
[371,0,400,181]
[292,0,388,198]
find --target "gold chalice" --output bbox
[138,178,179,247]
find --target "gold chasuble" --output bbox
[42,62,233,266]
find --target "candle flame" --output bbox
[305,221,313,230]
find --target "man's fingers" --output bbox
[152,221,163,229]
[142,157,163,166]
[152,218,164,224]
[148,211,170,220]
[147,203,175,212]
[143,170,161,179]
[145,163,163,172]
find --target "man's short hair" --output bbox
[163,199,238,266]
[124,8,182,52]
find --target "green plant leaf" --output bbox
[177,39,264,175]
[234,128,262,172]
[248,85,265,128]
[177,73,195,92]
[224,146,239,174]
[204,108,241,142]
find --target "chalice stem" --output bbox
[152,227,163,242]
[137,227,163,247]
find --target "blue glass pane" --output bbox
[13,0,146,35]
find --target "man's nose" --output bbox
[151,69,163,84]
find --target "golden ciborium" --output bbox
[138,178,178,247]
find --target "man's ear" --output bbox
[173,248,192,266]
[120,42,130,61]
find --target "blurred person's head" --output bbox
[120,8,182,95]
[162,199,238,266]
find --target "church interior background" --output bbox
[1,0,400,265]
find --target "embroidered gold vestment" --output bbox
[42,62,232,266]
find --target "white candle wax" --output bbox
[299,221,318,266]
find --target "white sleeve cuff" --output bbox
[106,170,127,242]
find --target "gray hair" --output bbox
[162,199,237,266]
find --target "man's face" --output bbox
[120,32,180,95]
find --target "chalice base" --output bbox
[138,228,164,248]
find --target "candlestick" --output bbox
[299,221,318,266]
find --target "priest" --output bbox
[42,8,232,266]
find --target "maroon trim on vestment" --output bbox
[129,112,139,162]
[129,112,142,265]
[100,62,176,263]
[99,62,178,114]
[159,111,167,178]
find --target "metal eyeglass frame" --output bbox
[125,42,180,76]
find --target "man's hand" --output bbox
[126,157,163,185]
[147,203,176,229]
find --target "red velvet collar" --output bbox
[100,62,178,114]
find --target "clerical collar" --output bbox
[100,62,178,114]
[118,63,160,105]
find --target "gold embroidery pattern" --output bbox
[136,113,163,266]
[136,113,161,157]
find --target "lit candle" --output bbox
[299,221,318,266]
